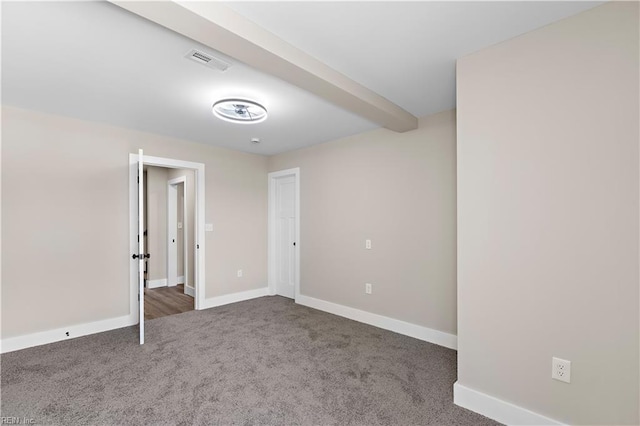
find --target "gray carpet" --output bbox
[1,296,499,425]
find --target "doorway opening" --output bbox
[268,168,300,301]
[143,167,195,320]
[129,152,205,344]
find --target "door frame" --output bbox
[267,168,300,301]
[167,176,188,288]
[130,154,206,320]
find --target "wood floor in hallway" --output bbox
[144,284,194,320]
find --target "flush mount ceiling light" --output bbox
[212,99,268,124]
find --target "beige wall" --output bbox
[1,106,268,338]
[146,166,168,281]
[456,2,639,425]
[269,110,457,334]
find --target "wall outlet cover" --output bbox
[552,357,571,383]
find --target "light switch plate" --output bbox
[205,223,213,232]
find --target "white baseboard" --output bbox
[453,382,565,425]
[0,314,136,354]
[184,285,195,297]
[295,294,457,350]
[167,276,184,287]
[147,278,167,289]
[200,287,269,310]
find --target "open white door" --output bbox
[167,181,178,287]
[137,149,145,344]
[167,176,187,290]
[130,154,205,321]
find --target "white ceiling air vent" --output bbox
[184,49,231,72]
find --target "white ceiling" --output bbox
[2,1,604,155]
[226,1,605,118]
[1,1,377,155]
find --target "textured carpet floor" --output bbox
[1,296,499,425]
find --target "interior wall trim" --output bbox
[296,294,458,350]
[199,287,269,310]
[0,314,136,354]
[453,382,566,426]
[1,287,272,353]
[147,278,168,289]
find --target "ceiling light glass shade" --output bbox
[212,99,268,124]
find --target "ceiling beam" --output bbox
[109,1,418,132]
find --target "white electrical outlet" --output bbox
[237,269,243,278]
[365,283,372,294]
[552,357,571,383]
[365,239,372,249]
